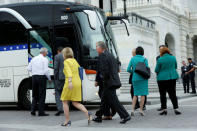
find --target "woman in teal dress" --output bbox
[127,46,149,116]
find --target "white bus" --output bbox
[0,1,123,109]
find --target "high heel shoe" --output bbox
[88,112,92,125]
[140,111,145,116]
[131,111,135,116]
[159,110,167,115]
[61,121,71,126]
[174,110,181,115]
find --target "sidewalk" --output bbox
[90,91,197,105]
[118,91,197,105]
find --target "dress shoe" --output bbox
[159,110,167,115]
[120,116,131,124]
[55,111,63,116]
[135,106,140,110]
[39,113,49,116]
[92,117,102,123]
[174,110,181,115]
[31,112,36,116]
[157,108,164,111]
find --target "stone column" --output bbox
[179,15,190,61]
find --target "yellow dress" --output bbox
[61,58,82,101]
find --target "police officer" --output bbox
[186,58,196,94]
[181,61,190,93]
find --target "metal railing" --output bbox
[112,12,156,29]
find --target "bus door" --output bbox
[28,28,55,104]
[53,25,80,61]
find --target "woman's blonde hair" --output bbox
[62,47,74,60]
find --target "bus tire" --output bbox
[18,80,31,110]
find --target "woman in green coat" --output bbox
[127,46,149,116]
[155,47,181,115]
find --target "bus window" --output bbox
[0,12,28,46]
[75,11,105,59]
[29,29,53,68]
[96,10,119,59]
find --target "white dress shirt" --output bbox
[27,54,51,80]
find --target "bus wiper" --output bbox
[104,15,130,36]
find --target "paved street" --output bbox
[0,96,197,131]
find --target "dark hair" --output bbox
[188,58,192,61]
[159,45,166,49]
[57,47,63,52]
[136,46,144,56]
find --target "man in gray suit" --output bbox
[54,47,65,116]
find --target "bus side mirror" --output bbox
[104,15,130,36]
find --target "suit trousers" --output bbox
[157,81,166,109]
[97,88,129,119]
[54,80,64,112]
[189,76,196,93]
[31,75,47,114]
[158,79,179,109]
[182,78,189,93]
[95,86,116,117]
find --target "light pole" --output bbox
[123,0,127,16]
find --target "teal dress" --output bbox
[155,53,179,81]
[127,55,149,96]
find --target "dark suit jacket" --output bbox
[96,50,121,89]
[181,66,189,79]
[54,53,65,80]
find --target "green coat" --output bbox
[155,53,179,81]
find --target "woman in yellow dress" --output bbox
[61,47,92,126]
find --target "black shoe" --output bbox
[31,112,36,116]
[157,108,163,111]
[92,117,102,123]
[39,113,49,116]
[143,106,146,110]
[135,106,140,110]
[55,111,63,116]
[174,110,181,115]
[187,91,189,93]
[159,110,167,115]
[120,116,131,124]
[190,92,196,94]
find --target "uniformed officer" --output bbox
[186,58,196,94]
[181,61,190,93]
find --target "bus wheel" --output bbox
[18,81,31,110]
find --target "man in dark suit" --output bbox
[93,41,130,124]
[186,58,196,94]
[94,71,116,121]
[181,61,190,93]
[54,47,65,116]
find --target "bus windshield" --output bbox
[75,11,105,59]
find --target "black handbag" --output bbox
[135,58,151,79]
